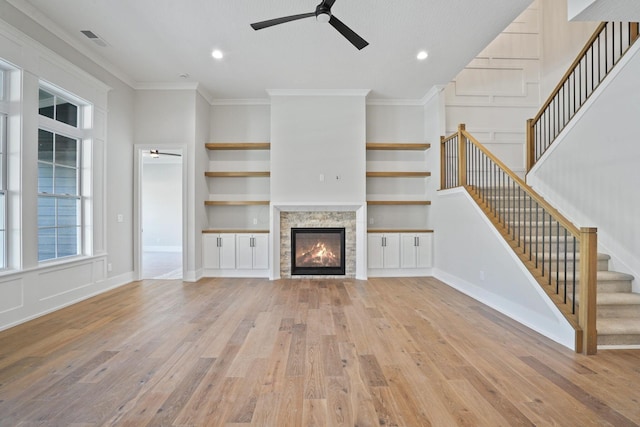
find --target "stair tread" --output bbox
[533,252,609,261]
[559,270,634,281]
[598,292,640,304]
[598,318,640,335]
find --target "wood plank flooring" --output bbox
[1,277,640,426]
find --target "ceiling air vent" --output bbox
[81,30,108,47]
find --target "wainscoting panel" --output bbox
[0,278,23,314]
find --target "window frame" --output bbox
[37,82,86,263]
[0,113,6,269]
[0,67,7,269]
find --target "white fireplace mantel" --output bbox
[270,202,367,280]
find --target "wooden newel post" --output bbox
[526,119,535,172]
[631,23,639,43]
[579,227,598,355]
[458,123,467,187]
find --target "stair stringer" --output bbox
[433,187,577,350]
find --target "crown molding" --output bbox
[210,98,271,106]
[267,89,371,97]
[366,99,425,106]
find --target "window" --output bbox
[38,86,83,262]
[38,88,78,127]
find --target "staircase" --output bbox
[490,192,640,348]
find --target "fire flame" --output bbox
[296,241,340,267]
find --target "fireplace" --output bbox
[291,227,346,275]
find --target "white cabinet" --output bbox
[400,233,432,268]
[202,234,236,269]
[236,234,269,270]
[367,233,400,269]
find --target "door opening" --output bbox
[138,147,183,279]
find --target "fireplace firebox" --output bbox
[291,227,346,275]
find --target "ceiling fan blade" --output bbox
[329,15,368,50]
[251,12,316,30]
[150,150,181,157]
[322,0,337,8]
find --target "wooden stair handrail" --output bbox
[460,126,581,238]
[527,21,639,171]
[532,22,607,124]
[441,124,598,354]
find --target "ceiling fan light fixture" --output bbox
[211,49,224,60]
[316,12,330,23]
[417,50,429,60]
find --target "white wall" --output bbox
[207,103,271,231]
[134,89,200,280]
[444,1,542,175]
[210,103,270,142]
[270,92,367,204]
[541,0,598,97]
[433,189,576,349]
[192,91,210,280]
[0,6,132,331]
[366,103,430,229]
[528,43,640,290]
[142,162,182,251]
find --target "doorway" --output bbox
[135,146,184,280]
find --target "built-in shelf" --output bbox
[202,229,270,234]
[205,143,270,150]
[366,171,431,178]
[204,200,270,206]
[366,143,431,151]
[205,171,270,178]
[368,229,434,233]
[366,200,431,205]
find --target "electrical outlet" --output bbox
[480,270,485,281]
[117,214,124,223]
[253,218,258,225]
[107,263,112,272]
[319,174,324,182]
[369,218,375,225]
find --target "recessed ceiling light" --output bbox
[417,51,429,60]
[211,49,224,59]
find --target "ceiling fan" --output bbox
[149,150,181,158]
[250,0,369,50]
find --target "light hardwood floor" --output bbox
[1,277,639,426]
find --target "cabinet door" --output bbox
[415,233,433,268]
[202,234,221,269]
[400,234,418,268]
[384,233,401,269]
[252,234,269,270]
[219,234,236,269]
[367,234,385,269]
[236,234,254,270]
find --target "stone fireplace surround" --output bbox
[270,203,367,280]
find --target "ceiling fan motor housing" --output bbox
[315,4,331,22]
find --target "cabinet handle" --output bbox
[415,236,418,247]
[217,237,221,247]
[382,236,386,247]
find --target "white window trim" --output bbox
[37,83,89,263]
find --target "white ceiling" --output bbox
[8,0,533,101]
[568,0,640,21]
